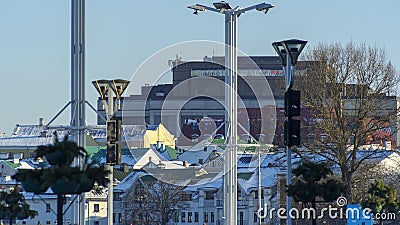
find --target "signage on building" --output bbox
[191,69,284,77]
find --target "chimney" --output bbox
[123,164,129,173]
[183,161,188,167]
[13,158,20,164]
[39,118,45,126]
[156,141,165,151]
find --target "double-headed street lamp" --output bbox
[92,78,129,225]
[188,2,274,225]
[272,39,307,225]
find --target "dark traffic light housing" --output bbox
[284,90,301,147]
[284,119,301,147]
[106,120,122,164]
[106,142,121,165]
[285,90,300,117]
[106,120,121,142]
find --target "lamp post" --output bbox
[272,39,307,225]
[188,2,274,225]
[70,0,86,224]
[92,79,130,225]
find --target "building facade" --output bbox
[96,55,400,148]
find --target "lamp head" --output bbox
[92,79,109,100]
[255,3,274,14]
[281,39,308,65]
[108,79,130,100]
[272,42,287,66]
[188,4,206,13]
[213,1,232,10]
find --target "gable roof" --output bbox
[178,145,224,164]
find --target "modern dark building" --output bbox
[96,56,399,148]
[96,56,287,146]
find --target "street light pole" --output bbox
[272,39,307,225]
[71,0,86,224]
[224,9,238,225]
[188,2,274,224]
[92,79,129,225]
[285,53,293,225]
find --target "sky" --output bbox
[0,0,399,135]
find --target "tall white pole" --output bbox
[71,0,86,224]
[224,11,238,225]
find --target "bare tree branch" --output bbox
[298,41,399,202]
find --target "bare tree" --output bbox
[298,42,399,202]
[123,174,189,225]
[353,153,400,203]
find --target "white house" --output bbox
[112,152,288,225]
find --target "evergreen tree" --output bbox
[287,161,345,225]
[361,179,399,225]
[0,188,38,225]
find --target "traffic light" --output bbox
[106,120,122,164]
[285,90,300,117]
[106,120,121,142]
[106,142,121,164]
[284,119,300,147]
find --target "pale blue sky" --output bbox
[0,0,399,134]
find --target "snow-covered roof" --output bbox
[11,125,70,137]
[96,153,137,165]
[184,172,224,192]
[88,125,147,139]
[158,148,172,160]
[178,145,224,164]
[156,160,186,169]
[114,170,147,192]
[238,167,279,195]
[0,124,147,147]
[0,177,18,186]
[0,136,54,147]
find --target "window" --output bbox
[307,133,315,143]
[181,212,186,222]
[94,204,100,212]
[188,212,192,222]
[204,212,208,222]
[118,213,122,223]
[211,211,214,222]
[46,204,51,212]
[254,190,264,199]
[94,221,99,225]
[114,192,122,201]
[46,221,51,225]
[194,212,199,222]
[181,193,192,201]
[320,133,328,143]
[113,213,116,223]
[205,191,214,200]
[254,212,258,222]
[175,212,179,223]
[237,189,242,199]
